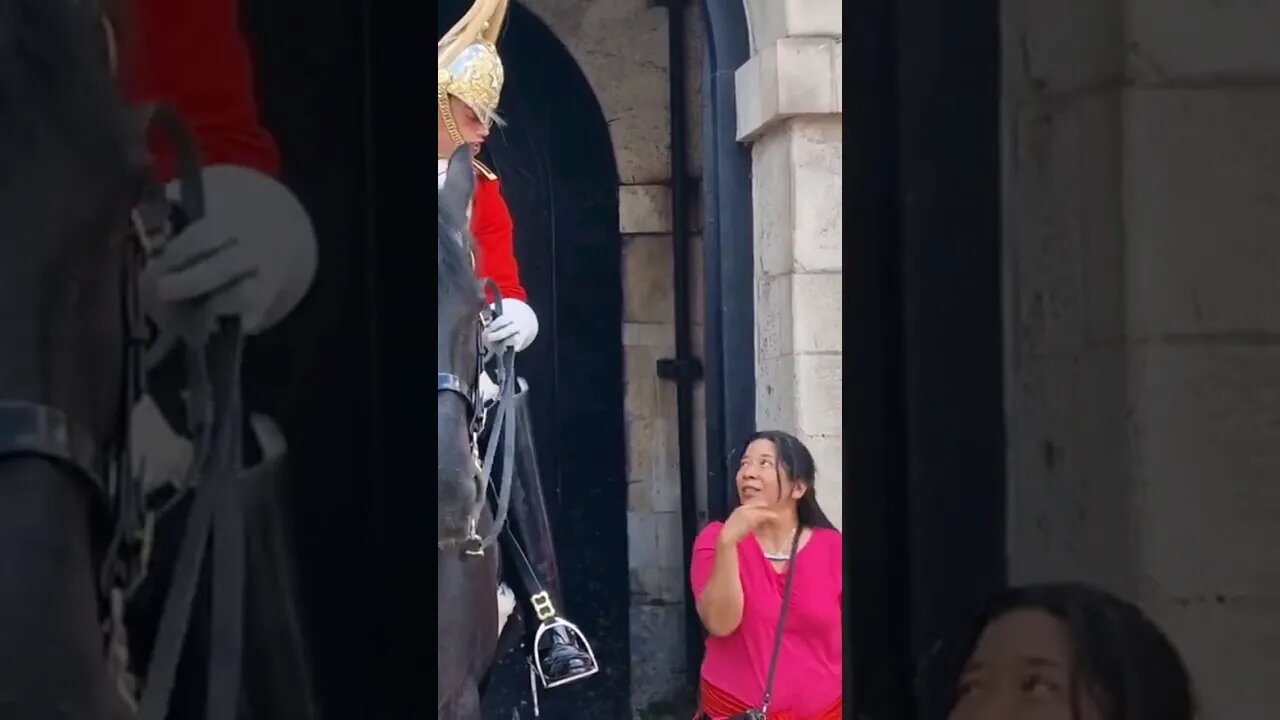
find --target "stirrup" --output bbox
[532,617,600,689]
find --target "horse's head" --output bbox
[0,0,147,442]
[438,145,486,546]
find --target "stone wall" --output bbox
[736,6,844,529]
[1003,1,1280,715]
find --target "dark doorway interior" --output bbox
[437,3,632,719]
[238,1,375,717]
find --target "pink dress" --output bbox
[691,522,843,719]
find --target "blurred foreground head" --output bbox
[947,583,1195,720]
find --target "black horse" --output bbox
[0,1,149,717]
[438,146,505,719]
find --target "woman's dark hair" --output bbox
[944,582,1195,720]
[738,430,837,530]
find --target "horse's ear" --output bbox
[445,145,476,207]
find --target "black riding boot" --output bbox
[492,381,598,689]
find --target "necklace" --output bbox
[760,527,799,562]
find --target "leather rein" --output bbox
[437,278,518,557]
[0,103,248,720]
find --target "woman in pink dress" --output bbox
[691,430,844,719]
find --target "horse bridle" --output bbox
[0,90,250,718]
[438,279,519,557]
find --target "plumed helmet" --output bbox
[438,0,508,135]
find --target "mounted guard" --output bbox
[438,0,600,692]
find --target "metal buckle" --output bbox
[463,516,484,557]
[128,206,168,258]
[531,617,600,690]
[530,591,555,622]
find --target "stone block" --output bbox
[1006,90,1123,360]
[743,0,842,55]
[751,131,795,279]
[1123,87,1280,337]
[627,476,650,514]
[792,272,844,354]
[751,119,843,280]
[629,603,688,710]
[789,118,843,273]
[650,457,682,514]
[832,39,843,114]
[1143,594,1280,720]
[623,322,675,349]
[619,184,671,235]
[795,353,843,437]
[755,354,798,431]
[736,38,842,142]
[1127,0,1280,83]
[628,511,660,579]
[1002,0,1123,97]
[627,417,660,485]
[652,511,688,597]
[801,433,843,531]
[683,5,707,182]
[622,235,675,324]
[625,344,663,419]
[755,273,794,360]
[1130,344,1280,597]
[527,0,672,184]
[1004,348,1137,589]
[625,512,686,605]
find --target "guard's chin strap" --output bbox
[438,87,466,147]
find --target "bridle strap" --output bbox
[0,402,106,497]
[127,103,247,720]
[463,279,517,555]
[136,318,245,720]
[464,344,516,555]
[437,373,472,405]
[438,277,519,557]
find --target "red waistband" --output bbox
[697,678,842,720]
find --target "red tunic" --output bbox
[122,0,282,182]
[471,165,528,302]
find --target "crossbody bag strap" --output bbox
[759,527,804,713]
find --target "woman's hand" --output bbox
[719,505,779,548]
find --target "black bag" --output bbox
[726,528,803,720]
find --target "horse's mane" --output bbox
[438,201,482,304]
[0,0,142,217]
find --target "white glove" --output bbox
[478,371,501,410]
[150,165,318,335]
[483,298,539,353]
[130,395,194,495]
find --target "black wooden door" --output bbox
[849,1,1007,717]
[439,3,631,718]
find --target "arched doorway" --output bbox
[439,3,629,718]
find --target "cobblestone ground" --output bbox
[632,685,697,720]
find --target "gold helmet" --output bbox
[438,0,508,146]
